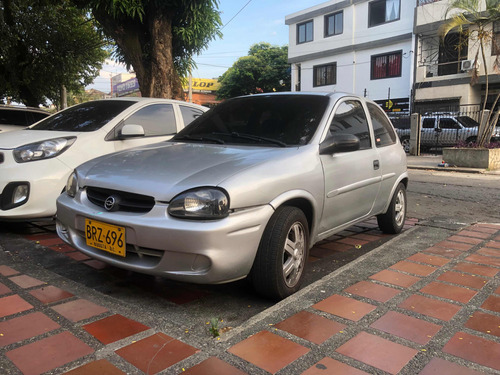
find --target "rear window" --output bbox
[174,95,329,146]
[31,101,134,132]
[456,116,479,128]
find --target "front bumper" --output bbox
[56,191,275,284]
[0,151,72,219]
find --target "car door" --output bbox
[319,99,381,233]
[438,117,461,146]
[420,117,436,147]
[112,103,179,151]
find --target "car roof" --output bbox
[0,105,50,115]
[98,97,207,107]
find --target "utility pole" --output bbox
[60,85,67,109]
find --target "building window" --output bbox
[297,20,313,44]
[438,32,468,75]
[371,51,402,79]
[492,21,500,55]
[325,11,343,37]
[369,0,400,27]
[313,63,337,87]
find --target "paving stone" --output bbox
[0,265,19,276]
[0,312,60,347]
[116,332,198,375]
[65,252,92,261]
[51,299,108,322]
[481,295,500,313]
[424,247,463,258]
[419,357,487,375]
[336,331,418,374]
[437,271,488,289]
[275,310,345,344]
[344,280,401,303]
[456,230,492,240]
[83,260,108,270]
[83,314,150,344]
[317,241,353,252]
[312,294,376,322]
[485,240,500,249]
[407,252,450,266]
[469,225,500,234]
[477,247,500,258]
[495,286,500,295]
[337,237,369,246]
[0,295,33,318]
[0,282,12,296]
[390,261,437,276]
[453,262,499,277]
[6,331,93,375]
[465,311,500,338]
[398,294,461,321]
[64,359,126,375]
[447,235,484,245]
[420,281,478,303]
[183,357,247,375]
[465,254,500,268]
[228,330,309,374]
[29,285,74,304]
[435,241,474,251]
[302,357,370,375]
[37,237,66,247]
[369,269,421,288]
[49,244,76,253]
[370,311,441,345]
[443,331,500,371]
[8,275,46,289]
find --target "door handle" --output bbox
[373,160,380,170]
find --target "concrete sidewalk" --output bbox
[407,154,500,175]
[0,220,499,374]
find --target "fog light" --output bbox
[13,184,29,204]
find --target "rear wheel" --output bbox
[377,183,406,234]
[250,206,309,300]
[400,137,410,153]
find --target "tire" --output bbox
[250,206,309,300]
[466,136,477,145]
[377,183,407,234]
[400,137,410,153]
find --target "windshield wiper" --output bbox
[174,134,225,144]
[212,132,287,147]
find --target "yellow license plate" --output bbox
[85,219,126,257]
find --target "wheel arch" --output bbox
[381,176,408,214]
[269,191,317,240]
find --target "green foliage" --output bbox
[78,0,222,98]
[441,0,500,146]
[0,0,108,106]
[217,43,290,99]
[208,317,220,337]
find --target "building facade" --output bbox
[286,0,415,113]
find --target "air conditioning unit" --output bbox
[461,59,477,71]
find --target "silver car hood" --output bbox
[78,142,302,202]
[0,129,79,149]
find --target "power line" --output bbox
[221,0,253,30]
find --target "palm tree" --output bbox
[440,0,500,146]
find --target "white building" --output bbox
[286,0,415,113]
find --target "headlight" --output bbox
[13,137,76,163]
[168,188,229,219]
[66,172,78,198]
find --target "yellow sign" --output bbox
[385,99,393,110]
[183,78,220,92]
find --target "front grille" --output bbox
[86,187,155,213]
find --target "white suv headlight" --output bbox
[13,137,76,163]
[168,188,229,219]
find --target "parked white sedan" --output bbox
[56,92,407,299]
[0,98,207,220]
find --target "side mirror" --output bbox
[319,133,360,155]
[120,124,145,139]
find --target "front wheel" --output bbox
[377,183,407,234]
[250,206,309,300]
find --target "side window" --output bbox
[0,109,28,126]
[179,106,204,126]
[422,118,435,128]
[367,103,396,147]
[329,100,372,149]
[439,118,460,129]
[124,104,176,136]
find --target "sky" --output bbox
[89,0,323,92]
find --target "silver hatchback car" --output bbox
[56,92,408,300]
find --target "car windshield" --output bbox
[456,116,479,128]
[30,100,134,132]
[173,94,329,146]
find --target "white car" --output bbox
[0,105,50,133]
[0,97,207,220]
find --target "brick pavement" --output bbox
[0,221,499,374]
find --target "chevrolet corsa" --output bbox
[56,92,408,300]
